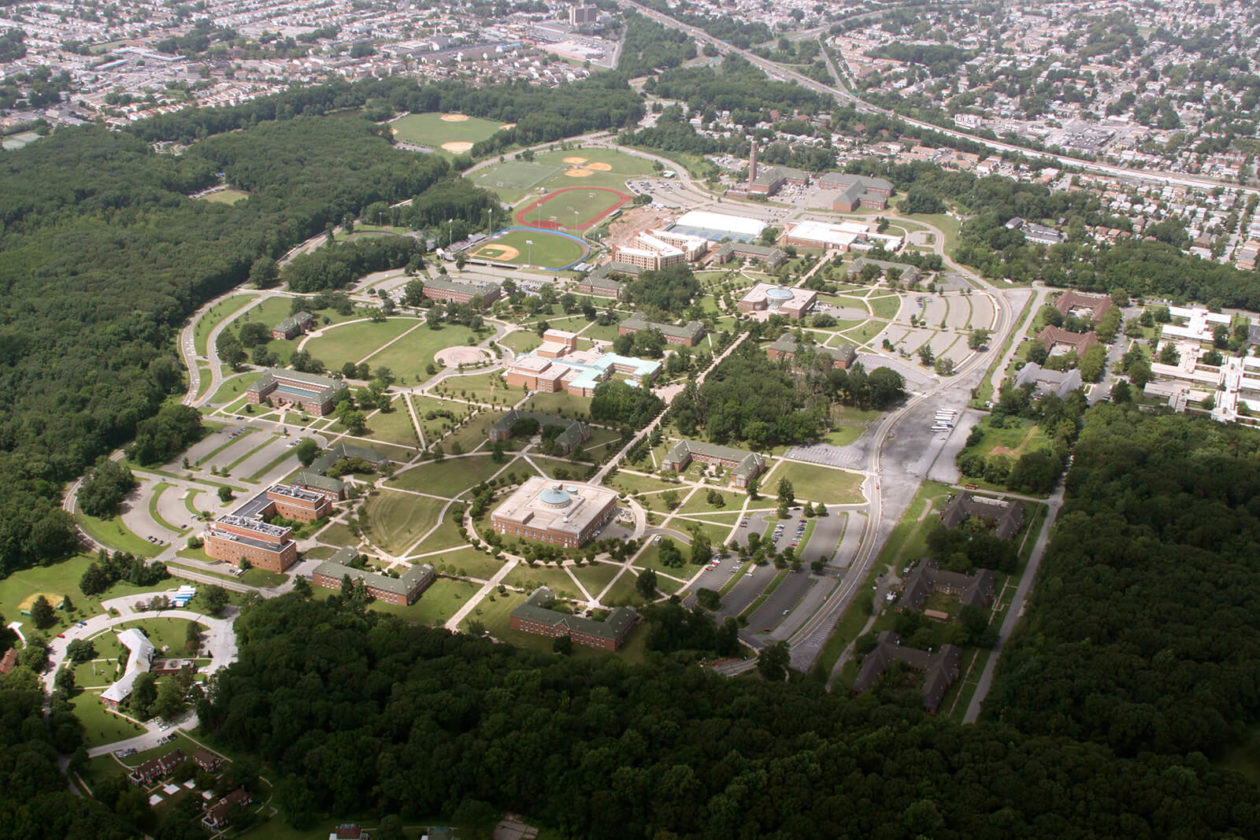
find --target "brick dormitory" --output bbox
[247,368,347,416]
[204,484,331,572]
[510,586,638,651]
[310,547,434,605]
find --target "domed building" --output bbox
[491,476,619,548]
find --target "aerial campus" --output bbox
[3,0,1260,837]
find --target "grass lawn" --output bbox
[868,295,902,320]
[469,229,588,271]
[304,318,422,369]
[361,491,446,555]
[581,321,622,343]
[459,588,525,635]
[71,691,146,748]
[631,540,694,577]
[600,572,648,608]
[200,188,249,205]
[522,390,591,417]
[769,462,865,505]
[414,509,468,554]
[208,371,262,406]
[842,320,887,346]
[432,547,506,580]
[194,294,257,357]
[824,424,867,447]
[390,112,505,150]
[438,371,514,404]
[77,511,160,558]
[106,616,204,656]
[572,562,622,598]
[500,330,542,354]
[969,416,1051,460]
[474,146,653,203]
[607,471,684,497]
[515,186,627,230]
[677,486,744,515]
[402,577,479,625]
[364,324,479,383]
[439,409,506,455]
[241,568,287,587]
[390,455,511,497]
[504,564,582,601]
[365,403,420,447]
[315,520,359,548]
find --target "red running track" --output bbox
[514,186,633,230]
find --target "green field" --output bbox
[194,294,257,357]
[869,295,902,320]
[769,461,866,505]
[303,318,421,369]
[517,187,626,230]
[364,402,420,447]
[389,455,510,498]
[359,323,479,382]
[72,691,146,747]
[470,229,588,270]
[77,511,161,558]
[199,188,249,205]
[473,147,654,203]
[361,490,446,555]
[500,330,542,354]
[438,371,513,404]
[390,112,507,151]
[504,564,582,600]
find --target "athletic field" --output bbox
[468,228,590,271]
[390,113,510,154]
[514,186,631,230]
[472,147,654,204]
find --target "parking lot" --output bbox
[746,569,816,633]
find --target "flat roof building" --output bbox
[204,483,332,572]
[492,477,618,548]
[784,219,871,251]
[738,282,817,320]
[423,276,502,306]
[510,586,638,650]
[672,210,767,243]
[504,348,660,397]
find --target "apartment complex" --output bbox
[612,229,708,270]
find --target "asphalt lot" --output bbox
[802,510,846,565]
[746,569,815,633]
[716,562,777,619]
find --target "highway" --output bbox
[618,0,1260,196]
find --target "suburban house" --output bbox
[767,334,857,369]
[247,368,347,416]
[192,748,224,774]
[1014,362,1083,399]
[488,409,590,456]
[422,275,502,306]
[940,492,1025,540]
[492,478,619,548]
[311,548,435,605]
[128,750,185,786]
[202,789,253,832]
[271,311,314,340]
[330,826,372,840]
[899,559,995,616]
[101,628,155,710]
[852,631,961,712]
[618,313,705,347]
[510,586,638,650]
[662,439,766,488]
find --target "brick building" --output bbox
[202,789,252,833]
[128,750,184,786]
[489,409,590,455]
[1037,325,1099,358]
[422,276,502,306]
[940,492,1024,539]
[1053,290,1114,321]
[738,282,818,319]
[898,559,995,613]
[247,369,347,416]
[204,484,331,572]
[491,478,618,548]
[510,586,638,650]
[271,311,314,340]
[618,313,705,347]
[662,439,766,488]
[852,631,960,712]
[311,548,435,605]
[767,334,856,369]
[820,173,894,211]
[711,241,787,269]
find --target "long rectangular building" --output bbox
[510,586,638,650]
[492,478,618,548]
[204,484,332,572]
[618,313,705,347]
[311,548,435,605]
[662,439,766,488]
[247,369,347,416]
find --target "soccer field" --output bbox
[469,228,589,270]
[514,187,631,230]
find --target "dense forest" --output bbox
[0,68,644,577]
[194,593,1260,839]
[987,405,1260,757]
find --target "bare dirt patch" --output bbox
[440,113,470,122]
[442,141,475,154]
[436,346,491,367]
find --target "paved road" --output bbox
[963,481,1066,723]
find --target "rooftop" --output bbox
[492,476,618,539]
[512,586,637,641]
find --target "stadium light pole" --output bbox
[527,239,533,266]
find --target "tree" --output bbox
[248,255,279,288]
[78,460,138,518]
[130,672,158,719]
[30,595,55,630]
[636,569,658,598]
[902,186,945,214]
[152,677,187,722]
[200,585,230,616]
[757,641,790,681]
[67,638,96,663]
[552,635,573,656]
[689,533,712,565]
[917,345,935,366]
[54,667,75,696]
[696,588,721,610]
[295,438,320,467]
[777,477,795,507]
[969,329,992,350]
[218,486,234,504]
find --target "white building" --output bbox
[101,628,155,709]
